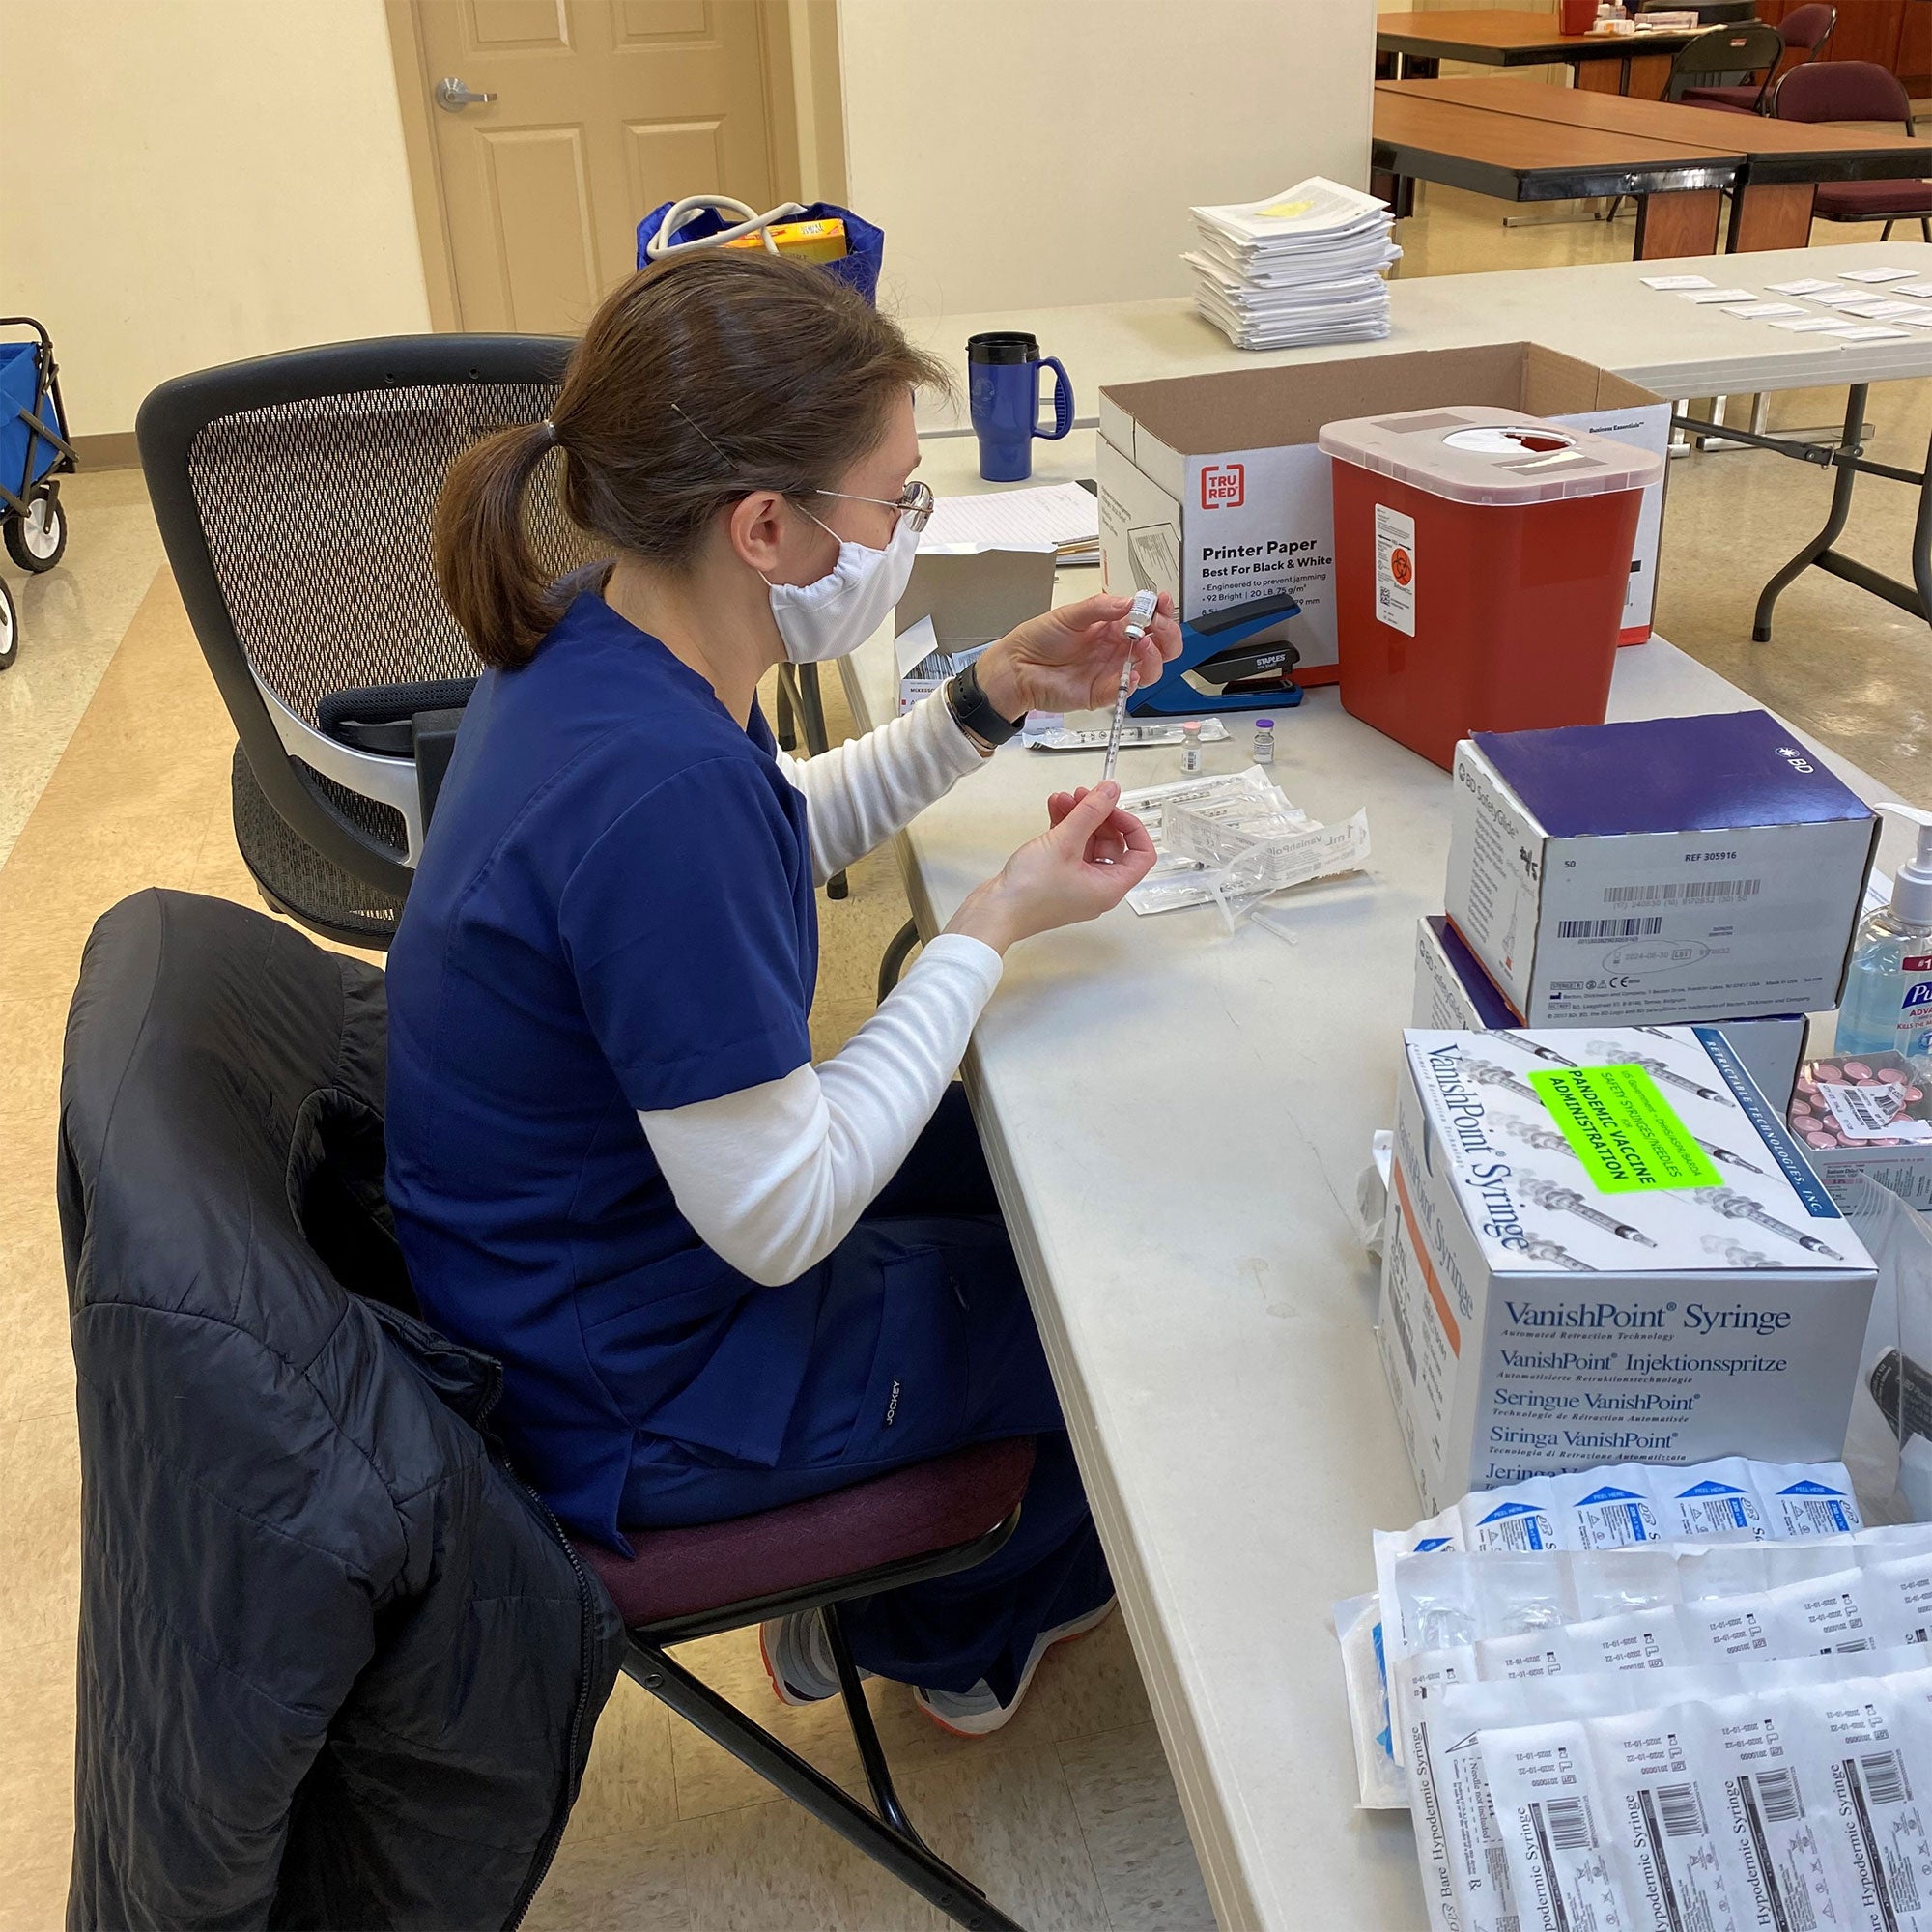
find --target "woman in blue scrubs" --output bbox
[385,250,1179,1735]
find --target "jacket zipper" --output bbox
[501,1471,599,1932]
[458,1367,599,1932]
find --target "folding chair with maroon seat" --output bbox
[1775,59,1932,238]
[1665,21,1787,110]
[1680,3,1834,113]
[575,1435,1040,1932]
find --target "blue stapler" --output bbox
[1126,590,1305,717]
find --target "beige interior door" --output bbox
[406,0,781,332]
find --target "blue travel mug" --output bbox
[967,331,1073,482]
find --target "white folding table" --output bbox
[902,241,1932,641]
[838,302,1928,1925]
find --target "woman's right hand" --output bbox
[944,781,1157,955]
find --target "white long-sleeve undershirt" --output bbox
[637,690,1003,1287]
[773,686,988,885]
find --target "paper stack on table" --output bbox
[918,480,1099,562]
[1184,177,1399,351]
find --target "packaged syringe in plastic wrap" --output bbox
[1384,1520,1932,1662]
[1389,1456,1863,1561]
[1345,1460,1869,1808]
[1475,1667,1932,1932]
[1406,1649,1932,1932]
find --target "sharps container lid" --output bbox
[1316,405,1663,506]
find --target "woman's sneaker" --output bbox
[912,1599,1117,1738]
[759,1609,839,1706]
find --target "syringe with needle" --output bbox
[1100,590,1160,785]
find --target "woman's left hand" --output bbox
[973,592,1182,720]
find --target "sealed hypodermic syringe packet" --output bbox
[1378,1027,1878,1514]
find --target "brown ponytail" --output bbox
[434,251,950,668]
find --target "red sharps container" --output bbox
[1317,406,1663,769]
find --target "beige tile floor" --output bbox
[4,186,1932,1930]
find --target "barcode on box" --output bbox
[1751,1768,1802,1824]
[1657,1782,1706,1839]
[1544,1797,1594,1852]
[1861,1750,1908,1806]
[1603,880,1763,906]
[1556,916,1665,941]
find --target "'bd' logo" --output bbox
[1201,463,1244,509]
[1390,547,1413,587]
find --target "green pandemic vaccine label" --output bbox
[1528,1065,1721,1194]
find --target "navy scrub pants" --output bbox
[620,1086,1114,1701]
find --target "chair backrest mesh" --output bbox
[185,381,598,723]
[1776,56,1909,122]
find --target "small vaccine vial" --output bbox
[1252,718,1276,766]
[1179,721,1203,773]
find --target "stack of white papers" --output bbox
[918,481,1099,561]
[1185,178,1400,351]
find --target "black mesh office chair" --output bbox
[137,337,592,949]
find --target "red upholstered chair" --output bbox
[1774,61,1932,240]
[1681,4,1835,113]
[575,1436,1038,1931]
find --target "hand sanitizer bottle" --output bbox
[1835,803,1932,1075]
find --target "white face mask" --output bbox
[766,507,921,665]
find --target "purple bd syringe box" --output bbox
[1444,710,1878,1028]
[1413,914,1807,1112]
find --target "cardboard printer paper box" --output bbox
[1378,1026,1876,1514]
[1096,343,1669,686]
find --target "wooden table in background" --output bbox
[1376,10,1710,99]
[1373,73,1932,255]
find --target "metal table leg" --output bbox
[1667,385,1932,643]
[1753,384,1870,642]
[789,663,850,898]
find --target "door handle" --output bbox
[435,76,497,111]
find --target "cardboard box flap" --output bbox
[895,550,1057,653]
[1098,343,1660,459]
[1473,710,1875,838]
[1403,1028,1870,1276]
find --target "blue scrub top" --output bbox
[384,588,822,1547]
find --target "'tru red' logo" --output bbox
[1200,463,1244,509]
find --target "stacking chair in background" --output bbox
[1679,3,1834,112]
[136,338,585,948]
[1775,60,1932,239]
[1665,21,1788,106]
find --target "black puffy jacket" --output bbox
[58,890,626,1930]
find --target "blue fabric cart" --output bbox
[0,315,76,668]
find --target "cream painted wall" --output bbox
[838,0,1378,318]
[0,0,431,439]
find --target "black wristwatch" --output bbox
[944,659,1027,749]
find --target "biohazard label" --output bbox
[1375,504,1415,637]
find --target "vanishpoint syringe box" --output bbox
[1378,1026,1877,1514]
[1444,710,1877,1026]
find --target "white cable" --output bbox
[646,194,809,262]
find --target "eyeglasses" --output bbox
[808,479,934,535]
